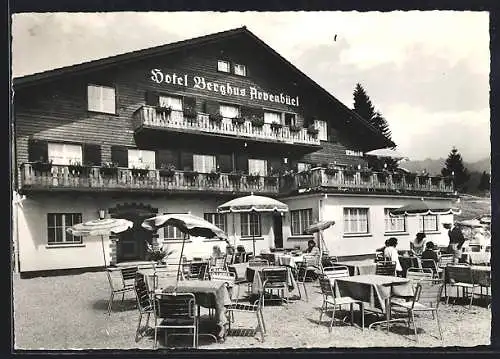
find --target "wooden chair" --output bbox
[390,280,444,342]
[318,275,364,332]
[375,261,396,276]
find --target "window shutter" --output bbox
[28,139,48,162]
[180,151,193,171]
[111,146,128,167]
[156,149,179,169]
[145,91,159,106]
[235,153,248,173]
[183,96,197,110]
[82,144,101,165]
[216,154,233,172]
[204,100,220,115]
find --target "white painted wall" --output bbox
[16,193,275,272]
[281,194,456,257]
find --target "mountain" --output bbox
[401,157,491,176]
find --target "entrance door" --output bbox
[272,212,283,248]
[117,227,149,262]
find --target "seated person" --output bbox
[383,237,403,275]
[410,232,428,256]
[304,239,320,256]
[421,241,440,264]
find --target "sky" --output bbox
[11,11,490,162]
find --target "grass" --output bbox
[12,270,491,350]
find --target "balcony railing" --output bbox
[19,163,280,195]
[280,168,455,195]
[132,106,321,146]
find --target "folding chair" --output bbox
[318,275,364,332]
[375,261,396,276]
[261,267,289,307]
[446,265,480,309]
[390,280,444,342]
[106,266,138,315]
[152,292,198,349]
[133,273,154,342]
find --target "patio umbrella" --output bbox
[457,219,484,228]
[66,218,134,267]
[141,213,228,287]
[303,220,335,256]
[390,198,461,233]
[365,148,409,161]
[217,193,288,256]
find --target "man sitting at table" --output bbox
[421,241,440,264]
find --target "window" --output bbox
[264,111,281,125]
[87,84,116,114]
[344,208,369,234]
[297,162,312,173]
[204,213,227,233]
[219,104,240,118]
[128,149,156,169]
[193,154,216,173]
[48,143,83,165]
[163,226,185,240]
[47,213,82,245]
[159,95,183,111]
[234,64,246,76]
[241,212,261,237]
[290,209,313,235]
[248,158,267,176]
[384,208,406,233]
[217,60,230,73]
[284,113,297,127]
[419,215,438,232]
[345,149,364,157]
[314,120,328,141]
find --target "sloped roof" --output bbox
[13,26,394,148]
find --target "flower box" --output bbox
[360,169,373,179]
[247,174,261,183]
[131,168,149,177]
[343,168,357,177]
[264,176,278,186]
[289,124,302,132]
[324,167,338,176]
[184,171,199,180]
[228,172,243,182]
[209,113,223,124]
[270,122,283,131]
[100,164,118,177]
[155,106,172,115]
[251,117,265,127]
[183,107,198,119]
[68,163,91,176]
[232,117,245,126]
[159,168,176,178]
[32,160,53,173]
[207,171,221,181]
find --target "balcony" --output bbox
[280,168,455,196]
[19,163,280,196]
[132,106,321,149]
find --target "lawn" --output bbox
[12,270,491,350]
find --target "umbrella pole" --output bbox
[101,235,107,268]
[176,233,187,288]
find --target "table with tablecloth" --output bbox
[334,274,413,314]
[460,252,491,265]
[444,265,491,287]
[274,253,304,269]
[334,260,377,276]
[246,265,297,296]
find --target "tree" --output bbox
[353,83,397,170]
[441,147,470,192]
[478,171,490,191]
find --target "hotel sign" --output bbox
[150,69,300,107]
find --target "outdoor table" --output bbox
[334,274,413,332]
[274,253,304,269]
[334,260,377,276]
[460,252,490,265]
[246,265,297,296]
[155,279,232,341]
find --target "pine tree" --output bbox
[441,147,470,192]
[478,171,490,191]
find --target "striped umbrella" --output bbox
[67,218,134,267]
[304,220,335,256]
[217,193,288,256]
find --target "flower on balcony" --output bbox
[207,169,221,181]
[289,124,302,132]
[68,161,91,177]
[183,170,199,180]
[228,171,243,182]
[343,166,357,177]
[270,122,283,131]
[208,112,224,124]
[306,124,319,137]
[264,176,278,186]
[155,105,172,115]
[250,116,265,128]
[324,165,338,177]
[183,107,198,119]
[158,163,176,178]
[31,158,53,173]
[100,162,119,177]
[145,241,175,263]
[247,173,261,183]
[231,117,245,126]
[131,166,150,178]
[360,168,373,179]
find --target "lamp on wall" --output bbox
[98,209,106,220]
